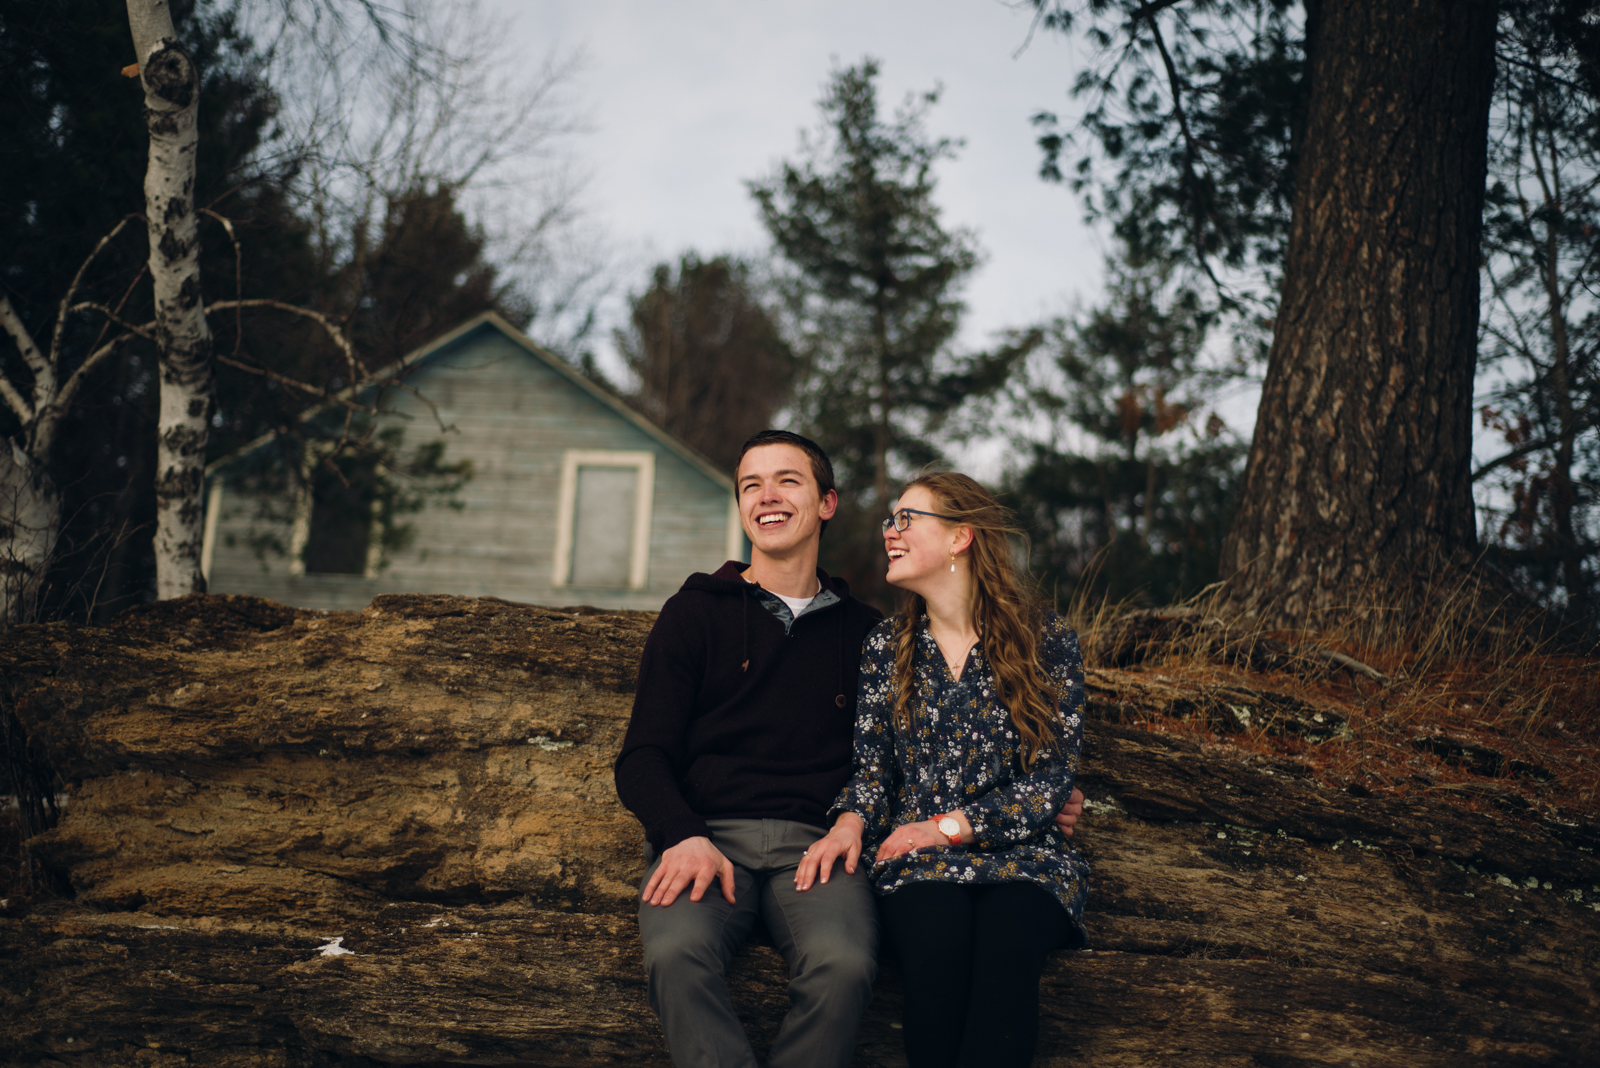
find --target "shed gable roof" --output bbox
[207,312,734,491]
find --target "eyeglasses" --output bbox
[881,507,957,533]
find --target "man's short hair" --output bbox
[737,430,837,537]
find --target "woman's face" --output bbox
[883,485,957,591]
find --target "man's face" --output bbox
[736,444,838,560]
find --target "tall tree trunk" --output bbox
[1538,199,1586,623]
[128,0,214,600]
[1220,0,1496,624]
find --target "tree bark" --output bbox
[129,0,215,600]
[1220,0,1496,624]
[0,442,59,626]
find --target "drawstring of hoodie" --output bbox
[740,584,750,673]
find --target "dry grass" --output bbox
[1067,579,1600,826]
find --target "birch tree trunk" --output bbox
[1219,0,1496,625]
[128,0,214,600]
[0,442,58,625]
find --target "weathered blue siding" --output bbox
[206,317,739,611]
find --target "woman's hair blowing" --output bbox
[891,472,1060,770]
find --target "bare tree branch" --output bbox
[1141,7,1224,291]
[1473,419,1600,483]
[200,208,246,360]
[0,294,42,421]
[34,334,137,460]
[51,216,140,372]
[214,352,377,414]
[66,303,159,342]
[204,299,450,433]
[206,298,365,381]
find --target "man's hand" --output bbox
[1054,787,1085,836]
[643,835,737,907]
[795,813,864,891]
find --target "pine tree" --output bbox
[615,254,795,473]
[750,59,989,510]
[1006,250,1244,605]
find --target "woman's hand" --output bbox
[794,812,865,892]
[872,818,950,865]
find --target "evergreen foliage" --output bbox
[1030,0,1304,303]
[751,60,1029,603]
[1005,250,1245,605]
[750,59,991,508]
[615,254,795,474]
[1477,0,1600,629]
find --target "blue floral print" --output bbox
[832,610,1089,941]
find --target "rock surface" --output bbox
[1,594,1596,1067]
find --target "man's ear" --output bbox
[819,488,839,521]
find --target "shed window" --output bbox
[552,450,655,589]
[305,455,378,574]
[288,449,381,579]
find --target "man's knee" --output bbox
[643,927,722,978]
[793,936,878,1001]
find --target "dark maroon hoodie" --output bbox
[614,561,884,851]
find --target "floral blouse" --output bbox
[832,610,1089,943]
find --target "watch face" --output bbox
[938,816,960,837]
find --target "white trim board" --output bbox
[551,449,655,590]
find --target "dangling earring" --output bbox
[949,551,956,574]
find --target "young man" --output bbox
[615,430,1081,1068]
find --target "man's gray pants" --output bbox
[637,818,878,1068]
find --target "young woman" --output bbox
[795,472,1088,1068]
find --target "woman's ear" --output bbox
[950,526,975,557]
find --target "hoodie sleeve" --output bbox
[614,593,712,851]
[829,621,900,843]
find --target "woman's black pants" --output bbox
[879,881,1073,1068]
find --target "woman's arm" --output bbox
[960,618,1087,850]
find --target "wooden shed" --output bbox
[202,313,744,611]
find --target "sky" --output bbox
[487,0,1110,362]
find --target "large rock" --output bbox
[1,594,1596,1067]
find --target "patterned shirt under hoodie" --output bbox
[832,609,1090,947]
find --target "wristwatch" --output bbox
[936,814,963,846]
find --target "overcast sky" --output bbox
[488,0,1109,360]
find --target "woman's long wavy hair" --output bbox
[891,472,1060,770]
